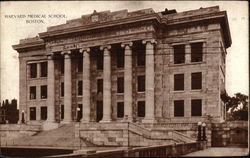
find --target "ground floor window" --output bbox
[191,99,202,116]
[40,106,47,120]
[30,107,36,120]
[77,104,83,121]
[117,102,124,118]
[137,101,145,117]
[174,100,184,117]
[61,105,64,120]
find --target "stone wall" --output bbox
[0,124,41,146]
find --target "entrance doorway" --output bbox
[96,101,103,122]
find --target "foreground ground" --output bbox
[183,147,249,157]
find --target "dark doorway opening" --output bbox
[96,101,103,122]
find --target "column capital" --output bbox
[47,53,55,60]
[79,48,91,53]
[100,45,111,51]
[142,39,157,45]
[121,42,133,48]
[61,50,71,55]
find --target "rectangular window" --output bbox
[40,106,47,120]
[191,99,202,116]
[117,50,124,68]
[61,82,64,97]
[60,59,64,74]
[30,63,37,78]
[77,104,83,120]
[29,107,36,120]
[78,58,83,72]
[191,72,202,90]
[136,45,145,66]
[117,77,124,93]
[97,52,103,70]
[40,85,47,99]
[97,79,103,93]
[40,62,47,77]
[191,42,203,62]
[137,101,145,117]
[78,81,83,96]
[174,100,184,117]
[174,74,184,91]
[137,75,145,92]
[30,86,36,100]
[117,102,124,118]
[61,105,64,120]
[174,45,185,64]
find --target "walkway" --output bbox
[183,147,249,157]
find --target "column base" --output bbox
[42,121,59,131]
[60,120,72,124]
[142,118,157,124]
[80,119,91,123]
[99,119,112,123]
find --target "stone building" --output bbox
[13,6,231,131]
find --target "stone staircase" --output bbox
[5,124,80,149]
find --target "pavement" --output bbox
[183,147,249,157]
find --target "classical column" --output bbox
[62,51,72,123]
[80,48,91,122]
[46,54,55,122]
[100,45,112,122]
[142,39,157,123]
[121,42,133,121]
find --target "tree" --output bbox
[221,92,248,121]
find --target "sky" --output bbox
[0,1,249,106]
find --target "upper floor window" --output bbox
[30,86,36,100]
[78,58,83,72]
[117,49,124,68]
[174,74,184,91]
[30,63,37,78]
[40,62,47,77]
[191,72,202,90]
[40,85,47,99]
[174,100,184,117]
[191,42,203,62]
[97,79,103,93]
[174,45,185,64]
[137,75,145,92]
[78,81,83,96]
[117,77,124,93]
[136,44,145,66]
[96,52,103,70]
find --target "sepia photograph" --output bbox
[0,1,249,157]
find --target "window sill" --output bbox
[190,89,202,92]
[173,90,185,93]
[170,61,205,67]
[137,91,145,94]
[40,98,47,100]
